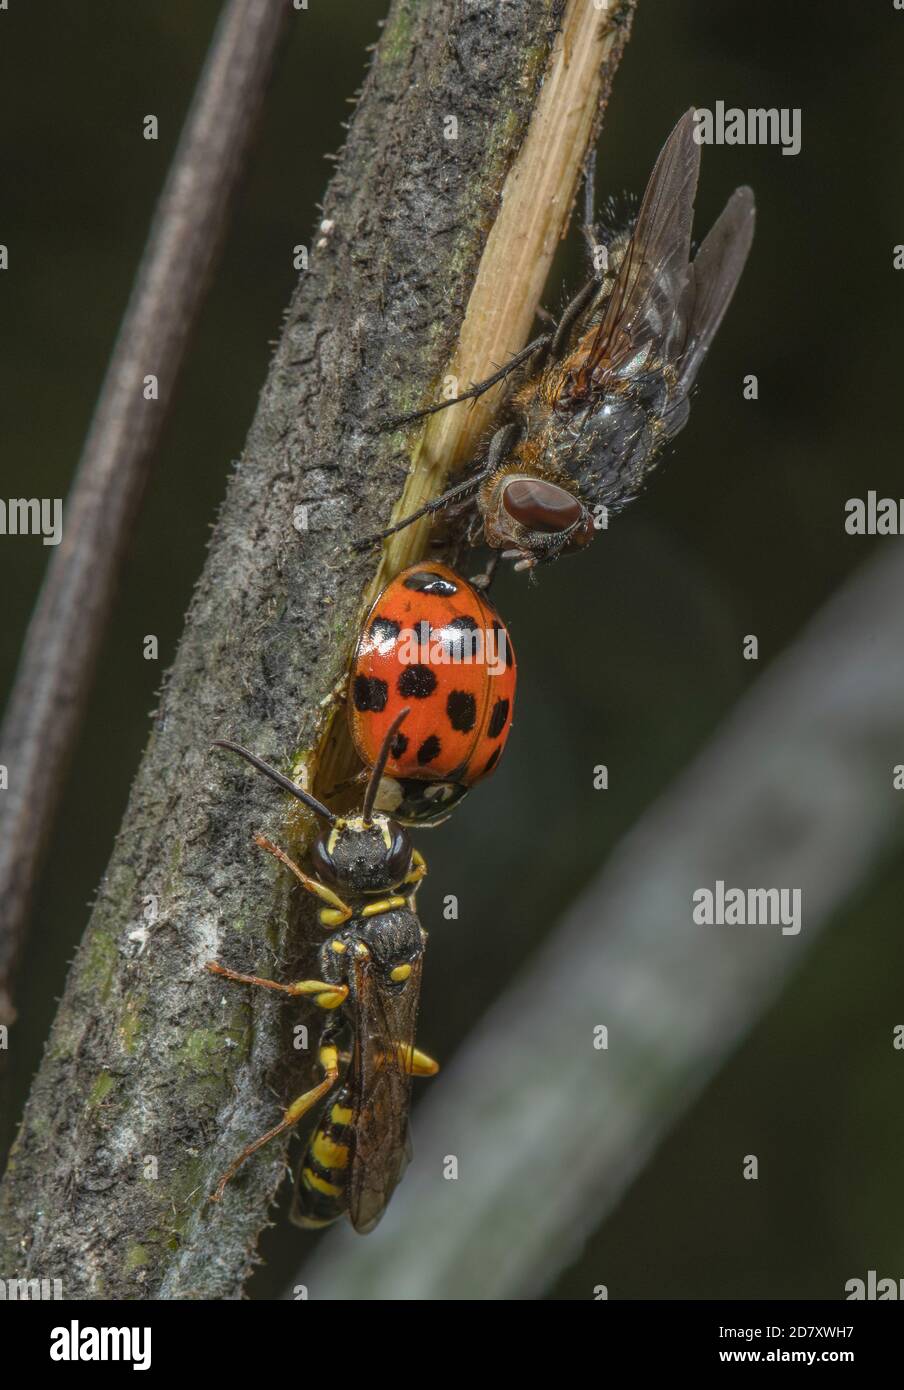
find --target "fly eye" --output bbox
[501,478,584,534]
[310,836,339,885]
[385,823,412,884]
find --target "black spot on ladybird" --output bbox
[412,618,432,653]
[416,734,441,766]
[446,689,477,733]
[398,664,437,698]
[353,674,388,712]
[487,697,509,738]
[369,615,400,646]
[483,747,501,775]
[390,731,409,758]
[441,615,480,662]
[403,570,458,596]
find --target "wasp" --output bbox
[205,709,438,1232]
[360,108,755,578]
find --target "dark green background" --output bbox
[1,0,901,1299]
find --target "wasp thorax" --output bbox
[310,814,412,893]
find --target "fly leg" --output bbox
[209,1033,343,1202]
[352,463,494,552]
[355,420,520,553]
[375,334,552,435]
[549,277,598,360]
[581,143,600,261]
[469,550,500,592]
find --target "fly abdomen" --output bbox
[292,1087,355,1229]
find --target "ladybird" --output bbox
[348,563,516,825]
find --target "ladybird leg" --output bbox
[376,334,552,434]
[318,673,348,710]
[210,1041,341,1202]
[253,833,353,925]
[206,961,349,1010]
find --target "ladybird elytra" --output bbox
[348,563,516,824]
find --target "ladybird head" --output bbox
[212,710,414,896]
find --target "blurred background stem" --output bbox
[0,0,293,1028]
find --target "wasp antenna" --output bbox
[361,709,410,826]
[212,740,337,826]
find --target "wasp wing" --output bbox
[575,107,701,393]
[347,948,424,1234]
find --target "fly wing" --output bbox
[672,185,755,400]
[347,950,424,1234]
[575,108,701,392]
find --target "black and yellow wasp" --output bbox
[206,710,438,1233]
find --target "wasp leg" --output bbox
[403,849,427,888]
[376,334,552,434]
[359,895,408,919]
[394,1043,440,1076]
[205,960,349,1010]
[210,1042,341,1202]
[254,833,353,926]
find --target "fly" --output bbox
[360,108,755,580]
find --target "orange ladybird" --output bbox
[348,563,516,824]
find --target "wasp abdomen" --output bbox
[293,1086,355,1229]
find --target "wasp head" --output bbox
[310,814,412,894]
[212,710,417,897]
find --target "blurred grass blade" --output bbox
[0,0,291,1024]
